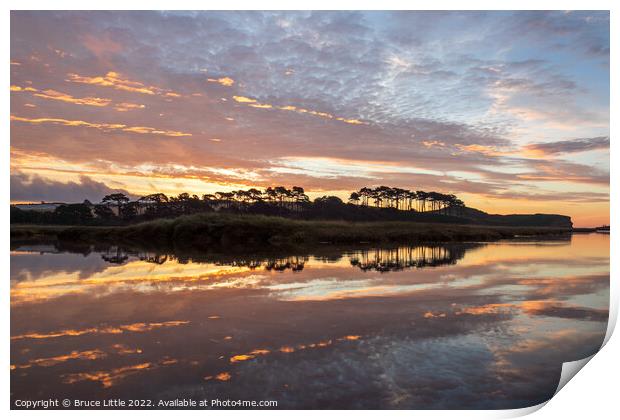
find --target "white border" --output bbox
[4,1,617,419]
[3,0,619,10]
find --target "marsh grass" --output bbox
[11,212,572,251]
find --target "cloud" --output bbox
[233,96,365,124]
[66,71,180,97]
[520,301,608,322]
[8,11,609,225]
[232,96,256,103]
[11,171,136,203]
[515,160,609,185]
[32,89,110,107]
[113,102,145,112]
[522,136,609,156]
[12,84,146,111]
[11,115,191,137]
[207,77,235,86]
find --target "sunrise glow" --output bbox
[10,11,609,226]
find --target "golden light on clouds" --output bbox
[114,102,146,112]
[10,154,261,201]
[520,147,549,158]
[208,77,235,86]
[232,95,256,103]
[232,96,366,125]
[455,143,514,157]
[67,71,156,94]
[11,85,36,92]
[11,115,124,129]
[11,115,192,137]
[34,89,111,107]
[249,103,273,109]
[8,12,608,229]
[421,140,446,148]
[12,84,145,111]
[66,71,180,97]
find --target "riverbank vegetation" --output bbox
[11,185,572,228]
[11,212,573,251]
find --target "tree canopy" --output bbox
[11,185,467,225]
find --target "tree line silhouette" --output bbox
[348,187,465,214]
[11,185,468,225]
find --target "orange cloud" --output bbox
[336,117,364,125]
[455,144,512,157]
[11,85,37,92]
[11,115,192,137]
[67,71,156,94]
[208,77,235,87]
[12,85,147,111]
[34,89,111,106]
[233,96,366,125]
[114,102,145,112]
[421,140,446,148]
[66,71,180,97]
[249,103,273,109]
[232,95,257,103]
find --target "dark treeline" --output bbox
[348,187,465,214]
[11,185,468,226]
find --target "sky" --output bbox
[10,11,610,226]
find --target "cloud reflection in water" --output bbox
[10,234,609,409]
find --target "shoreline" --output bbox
[10,213,574,252]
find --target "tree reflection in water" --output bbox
[95,243,481,273]
[350,245,470,272]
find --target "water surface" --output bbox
[10,234,609,409]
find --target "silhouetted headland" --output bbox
[11,213,572,252]
[11,185,573,249]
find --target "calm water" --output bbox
[10,234,609,409]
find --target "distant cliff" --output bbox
[458,207,573,228]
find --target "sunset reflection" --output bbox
[63,362,154,388]
[11,320,190,341]
[11,234,609,408]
